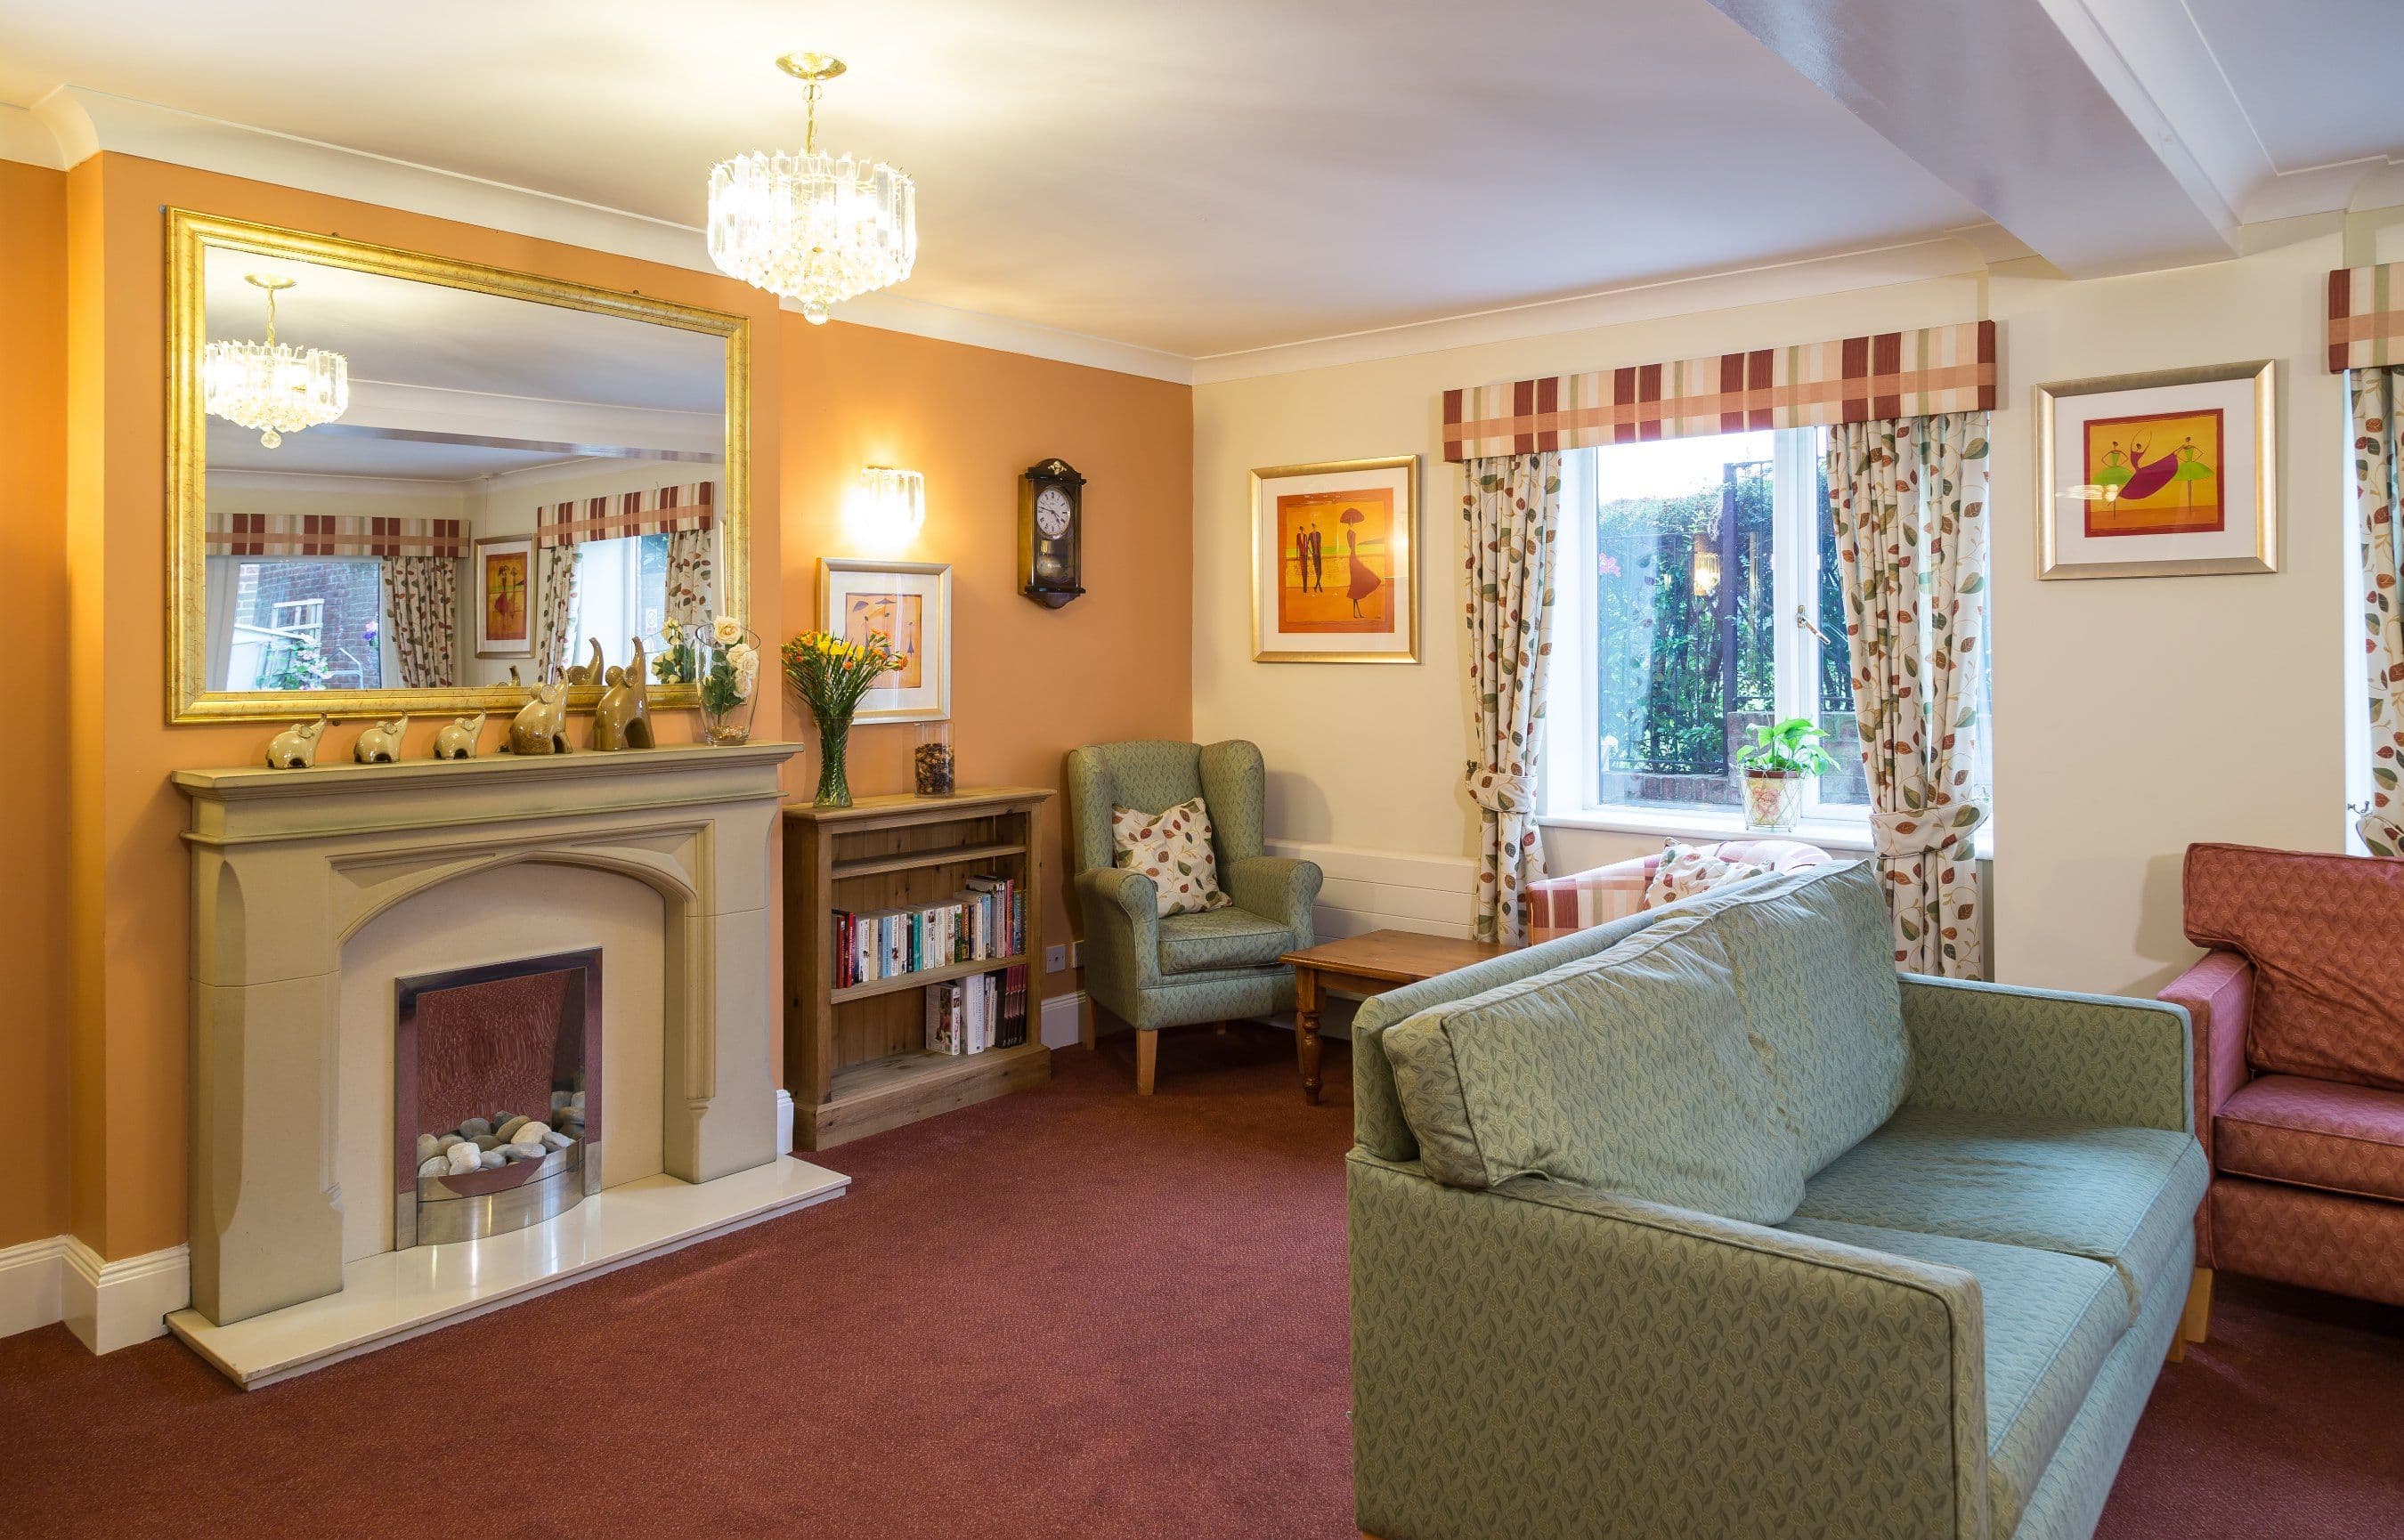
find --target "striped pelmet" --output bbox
[536,481,717,547]
[2328,263,2404,371]
[206,512,468,560]
[1442,320,1997,462]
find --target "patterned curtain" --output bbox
[1461,452,1563,944]
[384,556,459,688]
[1825,412,1992,977]
[665,526,716,631]
[533,542,580,681]
[2353,369,2404,856]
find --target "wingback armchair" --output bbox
[1067,740,1322,1094]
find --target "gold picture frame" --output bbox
[2035,361,2276,580]
[167,207,752,721]
[1249,455,1420,663]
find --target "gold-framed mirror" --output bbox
[167,209,751,723]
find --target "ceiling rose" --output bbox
[707,53,919,324]
[202,273,350,449]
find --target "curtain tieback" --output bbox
[2360,811,2404,859]
[1466,766,1536,816]
[1869,801,1989,860]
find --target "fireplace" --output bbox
[394,949,605,1248]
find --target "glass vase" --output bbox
[690,624,760,746]
[813,711,854,808]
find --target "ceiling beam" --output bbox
[1706,0,2240,277]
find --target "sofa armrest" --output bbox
[1222,855,1321,945]
[1349,1152,1987,1540]
[1075,867,1163,993]
[1901,974,2193,1133]
[2159,949,2254,1163]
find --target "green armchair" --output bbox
[1067,739,1322,1093]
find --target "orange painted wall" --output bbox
[779,319,1194,985]
[0,159,71,1250]
[50,152,1191,1262]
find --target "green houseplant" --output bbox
[1734,717,1839,832]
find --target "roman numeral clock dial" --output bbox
[1018,458,1086,608]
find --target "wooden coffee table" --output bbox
[1280,929,1522,1105]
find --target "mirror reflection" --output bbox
[198,245,728,696]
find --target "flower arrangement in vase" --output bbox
[1734,716,1839,832]
[678,616,760,745]
[782,628,904,807]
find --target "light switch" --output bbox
[1044,944,1068,973]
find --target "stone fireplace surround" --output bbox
[166,742,847,1386]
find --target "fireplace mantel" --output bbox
[173,741,823,1366]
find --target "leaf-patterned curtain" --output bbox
[384,555,459,688]
[665,526,716,631]
[1825,412,1992,977]
[533,542,580,682]
[2353,369,2404,855]
[1461,452,1562,944]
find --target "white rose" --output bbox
[711,616,744,646]
[733,660,759,700]
[727,640,757,668]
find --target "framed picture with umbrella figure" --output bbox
[1249,455,1418,662]
[2036,361,2277,579]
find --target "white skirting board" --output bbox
[1040,990,1084,1049]
[0,1235,69,1341]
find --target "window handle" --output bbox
[1793,605,1832,645]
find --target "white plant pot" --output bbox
[1742,772,1805,832]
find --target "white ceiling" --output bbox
[7,1,2404,361]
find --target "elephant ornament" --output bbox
[264,715,330,769]
[507,679,571,756]
[433,711,486,761]
[592,638,655,751]
[563,637,607,686]
[353,715,409,764]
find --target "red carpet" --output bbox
[1,1025,2398,1538]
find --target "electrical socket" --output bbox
[1044,944,1068,973]
[1071,940,1083,969]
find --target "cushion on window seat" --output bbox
[1157,908,1295,976]
[1790,1105,2208,1317]
[2215,1074,2404,1204]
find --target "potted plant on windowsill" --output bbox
[1735,717,1839,832]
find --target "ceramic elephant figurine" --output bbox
[265,715,330,769]
[353,715,409,764]
[507,680,571,755]
[506,666,524,687]
[592,638,654,751]
[433,711,485,761]
[563,637,607,687]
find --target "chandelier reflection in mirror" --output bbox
[707,53,918,324]
[202,272,350,449]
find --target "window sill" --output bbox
[1537,806,1994,862]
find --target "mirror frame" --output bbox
[167,208,752,723]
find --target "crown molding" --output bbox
[14,85,1194,385]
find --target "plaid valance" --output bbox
[1442,320,1997,462]
[206,512,468,560]
[536,481,717,547]
[2327,263,2404,371]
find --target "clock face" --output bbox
[1035,485,1073,539]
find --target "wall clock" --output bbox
[1018,458,1085,608]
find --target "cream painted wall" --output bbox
[1194,225,2372,997]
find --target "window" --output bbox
[569,533,671,655]
[205,555,387,692]
[1555,428,1869,822]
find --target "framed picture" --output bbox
[819,557,953,722]
[473,534,536,659]
[2036,361,2277,579]
[1250,455,1419,662]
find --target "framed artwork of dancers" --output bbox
[1250,455,1419,662]
[2036,361,2277,579]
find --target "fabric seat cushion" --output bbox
[2215,1074,2404,1204]
[1156,907,1294,976]
[1381,912,1807,1222]
[1791,1105,2209,1317]
[1780,1217,2126,1539]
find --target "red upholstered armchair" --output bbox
[1525,839,1833,943]
[2162,842,2404,1332]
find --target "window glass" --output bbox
[209,556,386,691]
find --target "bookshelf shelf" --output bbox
[784,786,1054,1151]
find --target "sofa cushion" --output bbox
[1791,1106,2209,1316]
[1781,1217,2125,1539]
[2183,842,2404,1092]
[1382,912,1807,1222]
[1692,861,1910,1175]
[1156,907,1294,976]
[2215,1074,2404,1204]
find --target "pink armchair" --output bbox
[1525,838,1833,943]
[2161,842,2404,1331]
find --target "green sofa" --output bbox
[1348,861,2208,1540]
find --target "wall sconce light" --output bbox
[1691,535,1722,597]
[846,466,925,551]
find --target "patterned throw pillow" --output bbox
[1111,797,1233,917]
[1644,842,1773,910]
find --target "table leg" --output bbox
[1295,968,1323,1106]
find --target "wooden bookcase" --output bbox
[783,785,1054,1150]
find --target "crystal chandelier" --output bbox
[202,273,349,449]
[707,53,918,323]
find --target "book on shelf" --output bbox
[832,871,1024,990]
[922,971,1010,1056]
